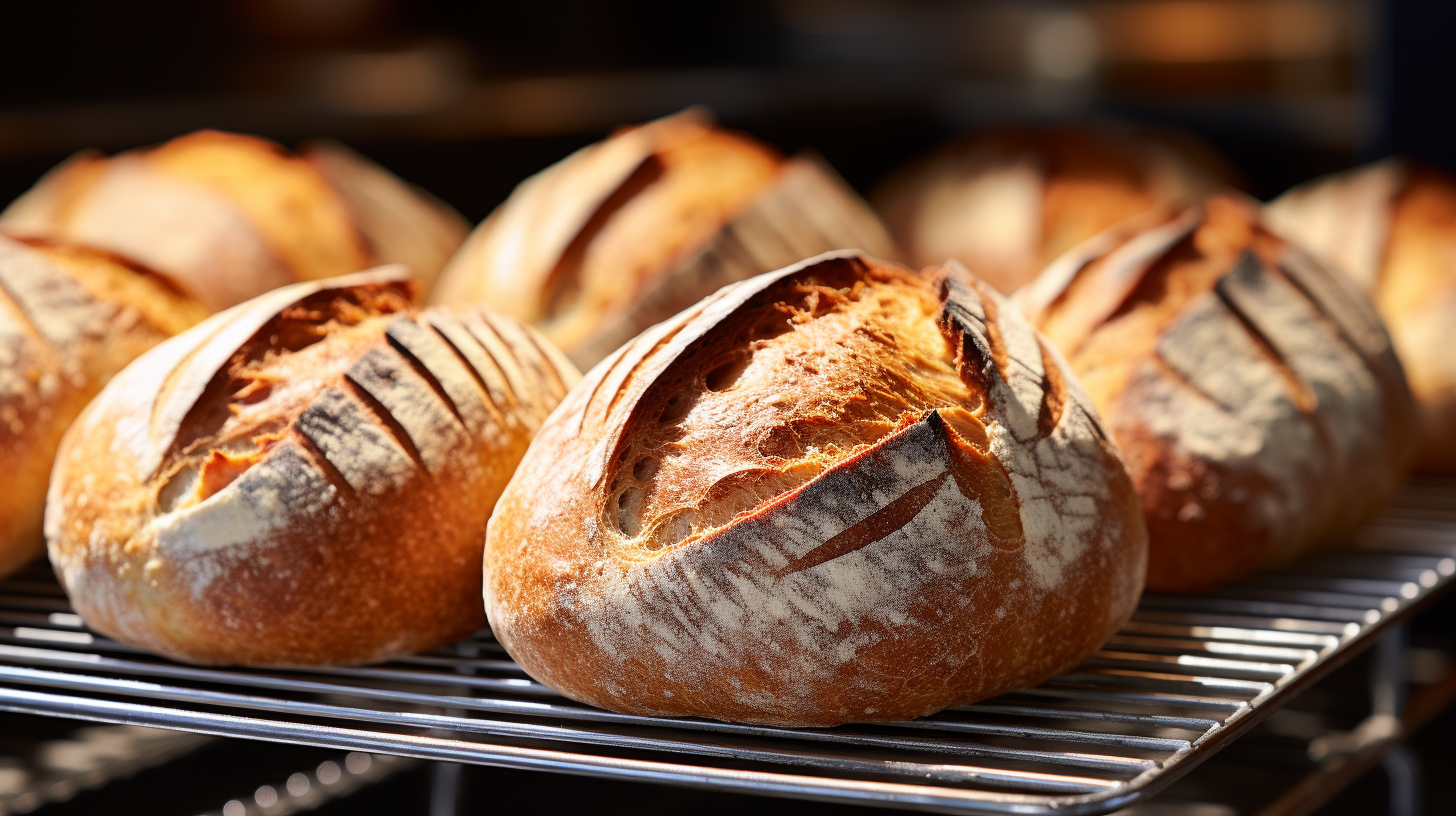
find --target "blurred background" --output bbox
[2,1,1455,815]
[1,0,1451,220]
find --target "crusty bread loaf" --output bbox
[874,126,1238,294]
[1266,160,1456,472]
[484,251,1147,727]
[45,268,577,666]
[1017,194,1416,592]
[0,235,206,578]
[0,130,468,311]
[430,108,900,368]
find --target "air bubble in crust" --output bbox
[632,456,659,481]
[705,356,750,392]
[614,486,644,537]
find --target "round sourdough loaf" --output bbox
[1266,160,1456,472]
[874,126,1238,294]
[0,130,468,311]
[484,251,1147,727]
[1017,194,1416,592]
[431,108,899,368]
[0,235,206,578]
[46,268,577,666]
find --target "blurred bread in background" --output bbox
[0,130,469,312]
[1267,160,1456,473]
[45,268,577,666]
[431,108,899,369]
[0,235,206,578]
[1017,194,1415,591]
[875,125,1240,294]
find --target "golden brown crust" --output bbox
[1267,161,1456,472]
[0,236,206,578]
[1019,194,1416,591]
[430,109,900,368]
[45,268,577,666]
[873,126,1239,294]
[484,251,1146,727]
[0,131,467,312]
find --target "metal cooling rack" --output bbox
[2,480,1456,815]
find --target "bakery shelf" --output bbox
[1,480,1454,815]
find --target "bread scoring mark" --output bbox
[1212,253,1320,413]
[385,316,498,436]
[779,471,950,577]
[481,310,567,405]
[427,311,515,416]
[1275,246,1396,370]
[345,347,463,475]
[294,387,416,494]
[419,314,505,425]
[290,427,356,497]
[458,311,527,407]
[150,442,337,595]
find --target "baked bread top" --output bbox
[0,130,468,311]
[1267,160,1456,471]
[46,267,576,665]
[0,234,206,577]
[874,125,1237,294]
[1019,194,1416,589]
[484,251,1146,725]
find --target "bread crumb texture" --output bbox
[485,251,1146,726]
[1020,194,1416,591]
[45,267,577,666]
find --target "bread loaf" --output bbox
[874,126,1237,294]
[45,268,577,666]
[1266,160,1456,472]
[430,108,900,368]
[484,251,1146,727]
[0,130,469,311]
[0,235,206,578]
[1017,194,1416,591]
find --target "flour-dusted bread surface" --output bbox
[874,126,1238,295]
[0,236,206,578]
[45,268,577,666]
[1018,194,1416,591]
[0,130,468,311]
[431,108,899,368]
[1267,160,1456,472]
[484,251,1146,727]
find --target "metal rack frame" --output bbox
[2,480,1455,815]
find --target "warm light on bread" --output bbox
[874,126,1237,294]
[1018,194,1416,591]
[0,130,468,311]
[0,235,206,578]
[484,251,1146,727]
[1267,160,1456,472]
[45,268,577,666]
[431,109,900,368]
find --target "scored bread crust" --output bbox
[0,235,206,578]
[484,251,1146,727]
[45,267,577,666]
[0,131,468,311]
[1266,160,1456,472]
[430,109,900,368]
[873,126,1238,295]
[1018,194,1416,592]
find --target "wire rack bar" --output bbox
[2,479,1455,814]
